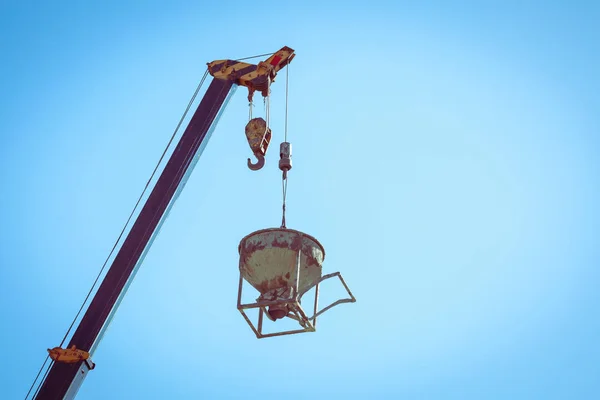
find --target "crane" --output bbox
[29,47,296,400]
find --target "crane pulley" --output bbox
[206,46,294,102]
[207,46,294,171]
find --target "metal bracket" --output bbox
[237,269,356,339]
[306,272,356,321]
[47,345,90,364]
[63,358,95,400]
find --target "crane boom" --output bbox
[34,47,295,400]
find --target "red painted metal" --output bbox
[270,55,282,66]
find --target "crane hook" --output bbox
[247,154,265,171]
[245,117,271,172]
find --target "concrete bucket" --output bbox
[237,227,355,338]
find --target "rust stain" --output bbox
[256,275,289,294]
[240,240,266,266]
[242,240,267,254]
[290,234,303,251]
[239,228,327,296]
[270,236,293,249]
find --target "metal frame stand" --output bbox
[236,248,356,338]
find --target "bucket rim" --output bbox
[238,227,325,260]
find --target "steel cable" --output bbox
[24,69,210,400]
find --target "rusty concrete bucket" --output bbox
[237,228,356,338]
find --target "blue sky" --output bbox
[1,1,599,399]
